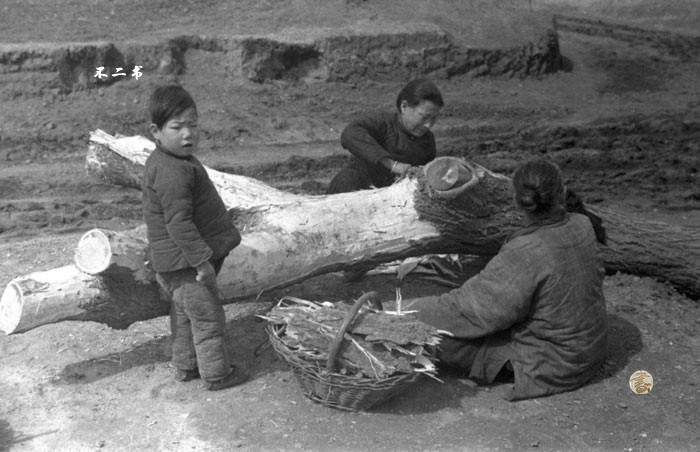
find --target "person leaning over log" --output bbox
[327,78,444,280]
[327,78,444,194]
[406,158,608,401]
[142,84,249,391]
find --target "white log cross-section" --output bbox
[1,130,698,335]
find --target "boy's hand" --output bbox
[195,261,217,288]
[196,261,225,299]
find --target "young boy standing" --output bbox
[142,84,248,391]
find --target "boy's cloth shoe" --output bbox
[204,366,249,391]
[174,368,200,382]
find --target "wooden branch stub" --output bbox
[74,227,154,283]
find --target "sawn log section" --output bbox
[1,130,698,334]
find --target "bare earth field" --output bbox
[1,1,700,451]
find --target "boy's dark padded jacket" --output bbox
[142,146,241,273]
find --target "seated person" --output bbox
[406,158,608,401]
[327,78,444,194]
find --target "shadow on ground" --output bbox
[0,419,57,452]
[592,314,643,382]
[51,312,271,386]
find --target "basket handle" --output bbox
[325,291,379,373]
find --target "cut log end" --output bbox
[0,282,22,334]
[424,157,482,196]
[74,229,113,274]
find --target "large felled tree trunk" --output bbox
[0,132,521,334]
[78,132,700,300]
[1,130,699,334]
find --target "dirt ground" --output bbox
[1,1,700,451]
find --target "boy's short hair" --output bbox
[149,84,198,130]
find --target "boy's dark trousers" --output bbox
[156,258,231,382]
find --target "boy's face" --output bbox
[149,107,199,157]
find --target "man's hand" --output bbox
[391,161,411,177]
[382,158,411,177]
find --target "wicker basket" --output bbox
[266,292,424,411]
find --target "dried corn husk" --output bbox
[259,297,441,379]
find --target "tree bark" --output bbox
[594,206,700,294]
[1,130,698,334]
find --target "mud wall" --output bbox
[0,23,562,93]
